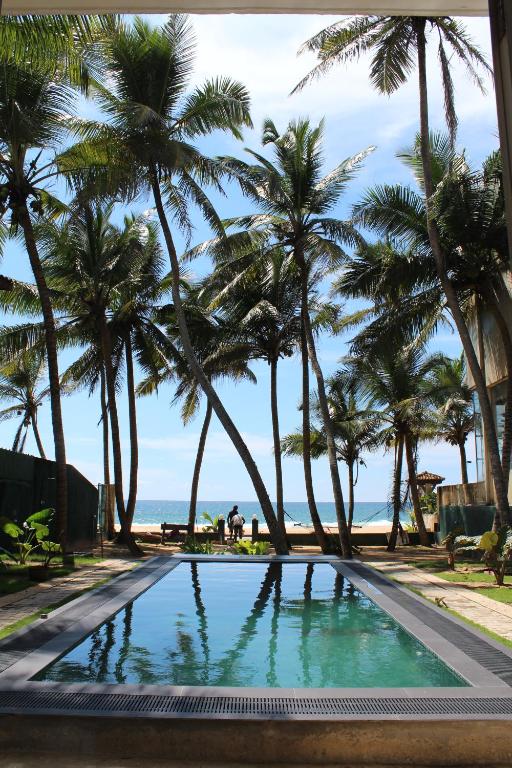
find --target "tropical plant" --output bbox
[61,15,287,554]
[204,118,372,556]
[180,536,214,554]
[345,343,444,550]
[0,350,49,458]
[282,372,381,532]
[457,528,512,586]
[430,356,474,491]
[205,248,302,537]
[0,508,56,565]
[294,14,508,526]
[0,16,104,550]
[201,511,220,533]
[441,527,471,570]
[233,539,270,555]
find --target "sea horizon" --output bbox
[133,499,403,528]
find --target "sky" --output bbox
[0,13,500,503]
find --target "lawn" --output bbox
[407,556,512,602]
[0,555,102,596]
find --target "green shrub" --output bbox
[0,508,60,565]
[180,536,214,554]
[233,540,270,555]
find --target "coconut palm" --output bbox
[430,355,474,491]
[294,14,508,524]
[345,344,445,550]
[206,248,302,537]
[282,372,381,533]
[343,141,512,506]
[0,16,103,548]
[0,350,49,458]
[205,118,372,557]
[61,15,287,554]
[138,282,256,535]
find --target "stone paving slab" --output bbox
[364,560,512,641]
[0,558,137,633]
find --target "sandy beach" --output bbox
[126,522,394,535]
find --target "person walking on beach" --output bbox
[227,505,238,539]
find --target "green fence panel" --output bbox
[439,504,496,539]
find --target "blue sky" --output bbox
[0,13,499,502]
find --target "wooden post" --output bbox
[218,515,225,545]
[252,515,259,543]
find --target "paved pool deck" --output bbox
[361,551,512,642]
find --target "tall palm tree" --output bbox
[206,249,302,537]
[294,14,509,524]
[61,15,287,554]
[430,355,474,492]
[0,350,49,458]
[210,118,372,557]
[44,204,168,554]
[138,282,256,535]
[0,17,102,549]
[343,141,512,504]
[282,372,381,533]
[345,344,444,550]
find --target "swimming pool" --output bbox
[34,561,465,688]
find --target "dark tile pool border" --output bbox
[1,554,512,721]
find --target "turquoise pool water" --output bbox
[36,562,466,688]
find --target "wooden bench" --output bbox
[160,523,190,545]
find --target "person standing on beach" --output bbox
[232,512,246,542]
[227,505,238,539]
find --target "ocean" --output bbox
[133,500,397,528]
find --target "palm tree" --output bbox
[44,204,168,554]
[345,344,444,550]
[294,14,509,525]
[343,141,512,505]
[430,355,474,492]
[209,118,372,557]
[282,372,381,533]
[62,15,287,554]
[138,282,256,535]
[206,248,302,537]
[0,350,49,458]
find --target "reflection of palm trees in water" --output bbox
[212,562,281,686]
[95,618,116,683]
[114,602,133,683]
[190,561,211,684]
[299,562,314,687]
[267,563,282,686]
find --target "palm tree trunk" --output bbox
[270,356,286,540]
[300,269,351,558]
[347,460,355,532]
[98,313,141,556]
[100,364,115,540]
[150,172,288,555]
[18,205,68,551]
[188,400,212,535]
[300,306,331,554]
[404,432,430,546]
[124,333,138,530]
[415,22,510,527]
[387,434,405,552]
[31,409,46,459]
[459,440,469,486]
[12,419,24,452]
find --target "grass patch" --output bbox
[0,555,103,596]
[0,574,122,641]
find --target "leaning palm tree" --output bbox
[203,118,372,557]
[139,281,256,535]
[0,350,49,458]
[61,15,287,554]
[206,248,302,537]
[294,14,508,525]
[282,372,381,533]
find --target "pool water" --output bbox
[35,562,466,688]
